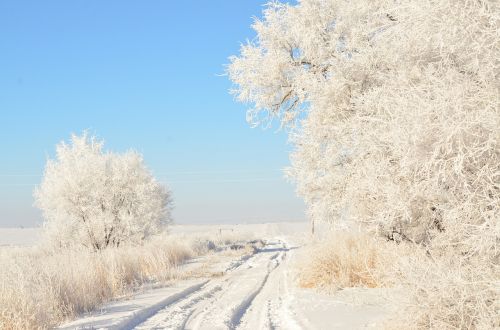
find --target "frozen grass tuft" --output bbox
[297,228,499,329]
[297,231,394,291]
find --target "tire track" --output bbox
[228,249,283,329]
[235,239,302,330]
[133,240,287,330]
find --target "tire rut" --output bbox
[133,240,286,330]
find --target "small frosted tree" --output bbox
[34,132,172,250]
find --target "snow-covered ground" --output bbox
[0,227,41,246]
[56,222,396,330]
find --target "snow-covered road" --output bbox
[134,239,299,330]
[59,223,397,330]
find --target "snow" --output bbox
[0,228,41,246]
[289,288,399,329]
[57,222,397,329]
[58,280,209,330]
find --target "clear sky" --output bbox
[0,1,305,227]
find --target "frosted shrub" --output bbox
[34,132,172,250]
[387,246,499,329]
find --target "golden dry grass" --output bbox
[298,229,499,329]
[297,231,393,290]
[0,232,245,330]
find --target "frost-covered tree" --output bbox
[229,0,499,242]
[34,132,172,250]
[229,1,499,327]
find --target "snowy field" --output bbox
[0,222,307,247]
[0,227,41,247]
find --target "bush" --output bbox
[34,132,172,250]
[388,246,499,330]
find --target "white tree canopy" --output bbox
[34,132,172,250]
[228,1,498,326]
[229,0,499,242]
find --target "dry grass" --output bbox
[297,231,394,291]
[298,228,499,329]
[0,232,244,330]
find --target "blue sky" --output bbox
[0,1,305,227]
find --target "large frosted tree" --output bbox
[34,132,172,250]
[228,0,499,242]
[229,1,498,327]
